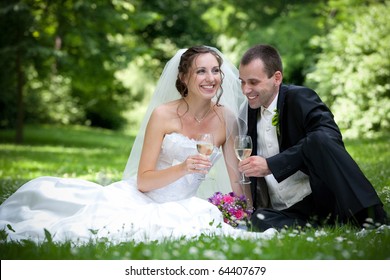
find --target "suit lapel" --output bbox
[247,105,260,156]
[277,85,288,147]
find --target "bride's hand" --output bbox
[184,155,212,174]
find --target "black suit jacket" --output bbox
[247,84,341,208]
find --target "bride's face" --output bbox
[185,53,222,100]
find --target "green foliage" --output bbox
[306,0,390,138]
[1,0,388,138]
[0,0,162,131]
[0,0,51,128]
[25,75,85,125]
[208,0,326,84]
[134,0,217,54]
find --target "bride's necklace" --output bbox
[181,98,213,124]
[193,106,212,124]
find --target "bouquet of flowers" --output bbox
[208,192,253,228]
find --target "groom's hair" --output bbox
[240,44,283,78]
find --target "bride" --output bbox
[0,46,276,244]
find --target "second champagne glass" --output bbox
[234,135,253,184]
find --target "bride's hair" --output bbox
[175,46,224,105]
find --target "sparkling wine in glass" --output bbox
[196,133,214,181]
[234,135,252,184]
[196,133,214,157]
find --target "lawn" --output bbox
[0,125,389,260]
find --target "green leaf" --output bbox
[6,224,15,232]
[44,228,53,243]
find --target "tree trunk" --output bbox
[15,49,24,144]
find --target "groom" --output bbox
[237,44,388,230]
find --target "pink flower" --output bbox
[223,195,234,204]
[234,209,245,219]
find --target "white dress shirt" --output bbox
[257,95,312,210]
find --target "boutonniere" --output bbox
[272,109,280,136]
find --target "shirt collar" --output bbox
[262,93,278,115]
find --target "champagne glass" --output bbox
[196,133,214,181]
[234,135,252,184]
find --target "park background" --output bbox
[0,0,389,260]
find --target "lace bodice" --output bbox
[144,133,221,203]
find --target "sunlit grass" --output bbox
[0,125,389,260]
[0,125,133,194]
[0,226,389,260]
[343,134,390,208]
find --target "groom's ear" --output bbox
[274,71,283,86]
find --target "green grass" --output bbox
[0,125,389,260]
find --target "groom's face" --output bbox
[239,58,280,109]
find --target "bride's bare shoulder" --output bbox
[151,99,181,119]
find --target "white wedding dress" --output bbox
[0,133,276,244]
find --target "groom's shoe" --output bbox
[355,204,388,228]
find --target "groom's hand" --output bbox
[238,156,271,177]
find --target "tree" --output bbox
[0,0,51,142]
[0,0,160,141]
[306,0,390,138]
